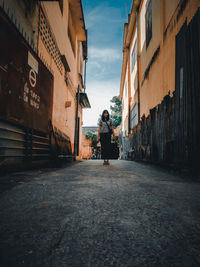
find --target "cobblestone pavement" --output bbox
[0,160,200,267]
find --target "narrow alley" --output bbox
[0,160,199,267]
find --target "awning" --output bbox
[79,93,91,108]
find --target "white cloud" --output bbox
[89,47,121,63]
[83,80,120,126]
[85,4,124,29]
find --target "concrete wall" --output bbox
[130,28,138,109]
[139,0,200,117]
[81,134,92,159]
[1,0,38,45]
[39,0,86,156]
[120,0,200,166]
[122,66,129,136]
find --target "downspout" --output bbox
[74,85,80,157]
[127,45,131,135]
[83,58,87,92]
[136,8,140,122]
[127,14,131,135]
[83,29,88,92]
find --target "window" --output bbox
[125,82,128,97]
[145,0,152,49]
[59,0,63,15]
[132,41,137,71]
[68,8,76,55]
[130,104,138,129]
[78,42,83,75]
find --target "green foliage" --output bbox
[110,95,122,128]
[85,132,98,148]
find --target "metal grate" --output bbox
[39,8,63,74]
[0,121,50,163]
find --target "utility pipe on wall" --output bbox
[136,7,140,122]
[83,58,87,92]
[74,85,80,157]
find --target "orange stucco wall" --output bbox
[81,134,92,159]
[38,0,86,155]
[139,0,200,117]
[122,66,129,136]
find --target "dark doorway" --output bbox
[175,20,188,163]
[175,8,200,170]
[76,117,80,156]
[186,9,200,169]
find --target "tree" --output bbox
[85,132,98,151]
[110,95,122,128]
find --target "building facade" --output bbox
[81,134,92,159]
[81,126,98,159]
[120,0,200,170]
[0,0,90,170]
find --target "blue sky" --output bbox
[82,0,132,126]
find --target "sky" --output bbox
[82,0,132,126]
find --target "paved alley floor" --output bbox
[0,160,200,267]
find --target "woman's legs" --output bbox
[100,133,111,164]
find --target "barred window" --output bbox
[68,10,76,55]
[130,104,138,129]
[145,0,152,49]
[132,41,137,72]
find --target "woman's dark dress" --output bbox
[99,119,112,159]
[100,133,111,159]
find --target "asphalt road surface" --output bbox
[0,160,200,267]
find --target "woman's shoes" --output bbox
[103,160,110,165]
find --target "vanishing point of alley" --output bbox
[0,160,200,267]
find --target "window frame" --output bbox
[68,9,76,56]
[59,0,63,15]
[130,104,138,129]
[131,40,137,72]
[145,0,152,49]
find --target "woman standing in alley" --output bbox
[97,110,115,165]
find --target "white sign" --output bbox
[28,52,38,74]
[29,69,37,88]
[23,82,29,103]
[23,82,40,110]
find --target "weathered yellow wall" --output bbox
[81,134,92,159]
[38,37,76,147]
[122,66,129,136]
[41,0,78,85]
[130,28,138,109]
[39,0,86,155]
[164,0,179,30]
[139,0,148,53]
[139,0,200,118]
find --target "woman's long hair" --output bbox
[101,110,110,121]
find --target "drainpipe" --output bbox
[127,45,131,135]
[83,58,87,92]
[136,8,140,122]
[74,85,80,157]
